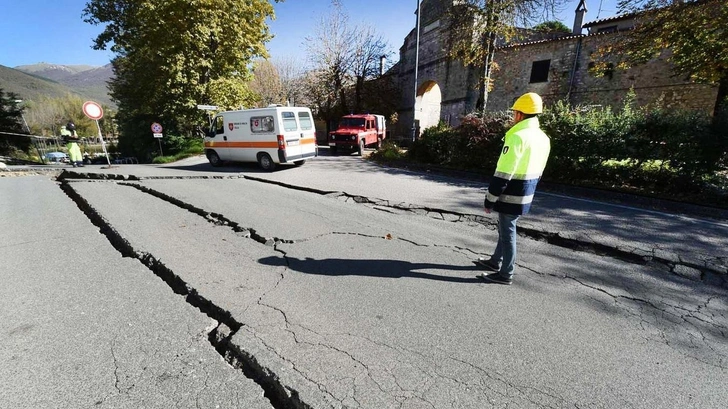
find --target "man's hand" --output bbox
[484,207,491,214]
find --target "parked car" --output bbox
[45,152,69,163]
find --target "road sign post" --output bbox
[151,123,164,157]
[82,101,113,168]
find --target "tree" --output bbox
[0,89,31,155]
[83,0,279,159]
[304,0,392,131]
[533,20,571,34]
[275,57,305,107]
[250,59,285,107]
[22,94,114,138]
[446,0,569,110]
[610,0,728,116]
[350,24,389,112]
[0,90,26,134]
[305,0,355,117]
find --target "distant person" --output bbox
[476,93,551,285]
[65,120,84,167]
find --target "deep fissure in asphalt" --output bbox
[58,180,311,409]
[132,173,722,279]
[59,170,727,282]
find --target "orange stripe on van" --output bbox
[204,141,279,149]
[300,138,316,145]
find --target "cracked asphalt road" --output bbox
[2,155,727,408]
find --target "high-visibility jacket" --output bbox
[484,117,550,215]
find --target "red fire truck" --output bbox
[328,114,386,156]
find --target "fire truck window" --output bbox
[341,118,365,127]
[298,111,313,130]
[251,116,274,133]
[215,116,224,134]
[282,111,298,131]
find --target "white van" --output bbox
[204,106,318,170]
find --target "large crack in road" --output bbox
[55,172,728,407]
[58,177,581,407]
[62,169,726,281]
[59,180,311,409]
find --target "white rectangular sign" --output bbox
[153,133,163,139]
[196,105,219,110]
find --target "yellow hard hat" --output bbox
[511,92,543,114]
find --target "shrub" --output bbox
[407,113,509,170]
[368,139,405,162]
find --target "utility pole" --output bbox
[411,0,421,143]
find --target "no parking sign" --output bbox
[151,122,163,138]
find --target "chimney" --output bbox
[379,55,387,76]
[573,0,588,35]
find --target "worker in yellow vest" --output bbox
[65,120,84,167]
[477,92,551,285]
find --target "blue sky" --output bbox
[0,0,620,68]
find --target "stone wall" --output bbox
[395,0,479,137]
[394,2,719,138]
[487,33,718,114]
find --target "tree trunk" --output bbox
[712,74,728,118]
[354,75,364,113]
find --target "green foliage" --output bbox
[401,95,728,204]
[541,99,727,199]
[611,0,728,114]
[0,89,26,133]
[368,139,405,162]
[533,20,570,34]
[84,0,278,161]
[151,136,203,163]
[407,113,509,170]
[0,89,31,155]
[22,94,116,138]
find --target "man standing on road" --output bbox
[65,120,84,167]
[477,92,551,285]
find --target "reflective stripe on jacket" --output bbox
[484,117,550,215]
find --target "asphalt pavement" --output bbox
[2,154,727,408]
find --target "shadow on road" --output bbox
[258,255,483,283]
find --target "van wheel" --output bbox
[258,153,276,171]
[358,140,365,156]
[207,151,222,167]
[293,160,305,166]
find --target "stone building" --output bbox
[394,0,719,137]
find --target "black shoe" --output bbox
[477,272,512,285]
[475,257,500,272]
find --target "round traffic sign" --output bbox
[82,101,104,120]
[151,122,163,133]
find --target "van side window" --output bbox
[251,116,274,133]
[282,111,298,132]
[298,111,313,130]
[215,116,224,134]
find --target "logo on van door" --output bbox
[228,123,234,131]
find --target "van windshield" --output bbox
[339,118,365,128]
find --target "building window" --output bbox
[529,59,551,83]
[597,25,618,33]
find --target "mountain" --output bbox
[13,62,97,82]
[2,63,115,107]
[0,64,80,101]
